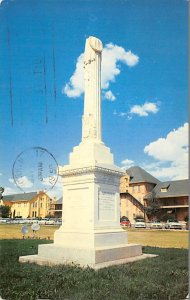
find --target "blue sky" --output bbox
[0,0,188,198]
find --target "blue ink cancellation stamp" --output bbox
[12,147,59,192]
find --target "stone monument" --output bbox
[19,36,156,269]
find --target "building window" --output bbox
[138,185,141,192]
[160,184,170,193]
[32,211,34,217]
[132,186,135,193]
[35,211,37,217]
[35,202,37,207]
[161,188,168,193]
[41,203,42,208]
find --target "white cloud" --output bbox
[3,187,19,195]
[3,175,62,198]
[46,177,63,199]
[4,177,62,198]
[0,0,4,5]
[104,90,116,101]
[114,101,159,119]
[144,123,188,161]
[101,43,139,90]
[63,42,139,99]
[113,110,128,117]
[130,102,159,117]
[121,159,135,169]
[10,176,34,188]
[40,176,58,187]
[144,123,188,180]
[63,53,85,98]
[119,112,128,117]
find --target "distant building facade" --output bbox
[1,191,52,218]
[120,166,189,222]
[49,197,62,218]
[144,180,189,221]
[120,166,159,222]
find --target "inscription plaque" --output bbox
[98,191,116,221]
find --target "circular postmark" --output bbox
[12,147,59,193]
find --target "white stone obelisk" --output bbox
[69,36,114,166]
[82,37,102,142]
[19,37,156,268]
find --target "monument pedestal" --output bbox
[19,160,157,269]
[20,244,154,270]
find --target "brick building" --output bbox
[120,166,189,222]
[144,179,189,221]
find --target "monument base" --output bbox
[19,243,157,270]
[18,164,158,269]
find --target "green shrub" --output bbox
[160,213,176,222]
[184,215,188,222]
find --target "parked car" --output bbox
[45,219,56,225]
[150,221,163,229]
[30,218,39,224]
[120,216,131,227]
[38,218,56,225]
[0,218,11,224]
[38,218,48,225]
[17,218,27,224]
[55,218,62,225]
[135,219,146,228]
[165,220,182,230]
[24,218,34,224]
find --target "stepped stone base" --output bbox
[19,243,158,270]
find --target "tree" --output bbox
[160,213,175,222]
[45,214,54,219]
[184,215,188,222]
[0,187,4,200]
[0,205,11,218]
[144,191,161,219]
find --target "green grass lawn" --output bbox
[127,228,188,249]
[0,239,188,300]
[0,224,188,249]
